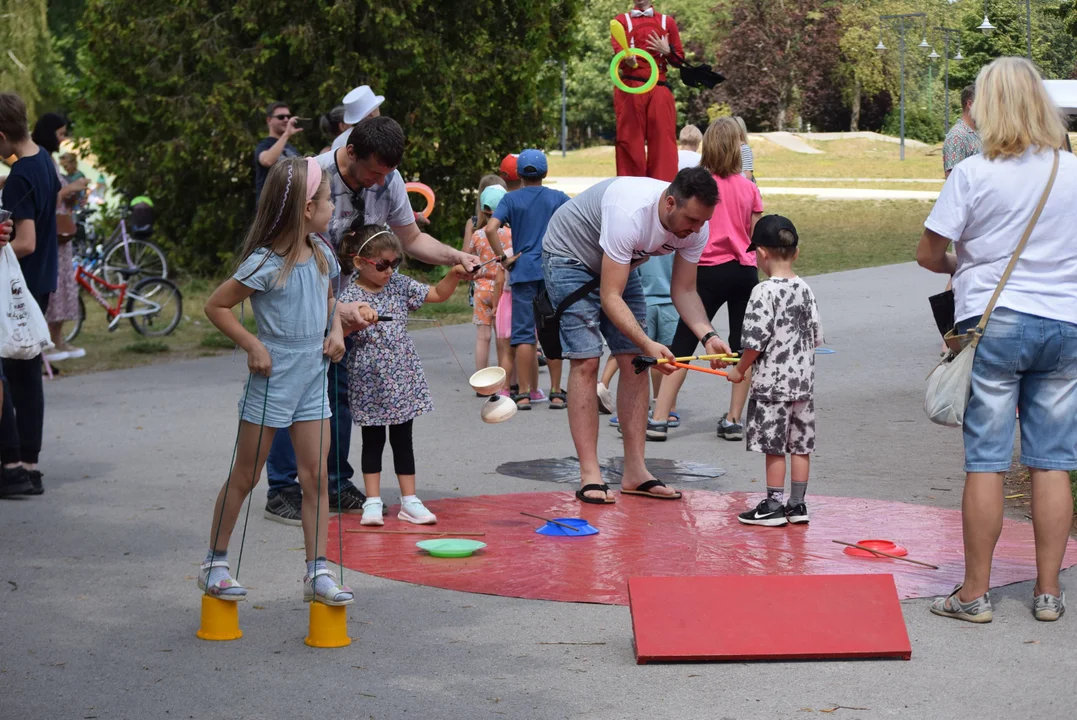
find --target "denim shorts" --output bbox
[542,252,647,359]
[958,308,1077,472]
[509,279,542,346]
[646,302,679,346]
[238,336,331,428]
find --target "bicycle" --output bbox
[72,202,168,290]
[64,263,183,341]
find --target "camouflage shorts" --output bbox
[745,397,816,456]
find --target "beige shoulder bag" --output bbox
[925,149,1059,427]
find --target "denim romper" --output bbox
[233,239,340,428]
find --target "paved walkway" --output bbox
[2,263,1074,719]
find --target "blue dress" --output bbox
[233,238,340,428]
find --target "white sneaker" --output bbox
[596,383,615,415]
[64,346,86,359]
[398,497,437,525]
[360,498,384,526]
[44,350,70,363]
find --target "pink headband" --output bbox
[306,157,322,201]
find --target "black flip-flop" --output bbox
[621,479,682,500]
[575,483,615,504]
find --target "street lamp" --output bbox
[937,26,964,137]
[878,12,929,161]
[982,1,1036,59]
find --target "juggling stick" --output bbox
[670,361,727,378]
[632,354,737,374]
[521,512,582,533]
[346,529,487,537]
[832,540,939,570]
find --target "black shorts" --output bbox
[668,261,758,356]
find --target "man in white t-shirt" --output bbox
[542,167,733,503]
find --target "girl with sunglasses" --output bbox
[337,224,467,526]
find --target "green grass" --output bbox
[764,197,931,276]
[546,137,945,181]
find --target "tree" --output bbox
[712,0,843,131]
[0,0,57,121]
[77,0,582,273]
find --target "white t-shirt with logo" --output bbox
[543,176,709,274]
[924,148,1077,324]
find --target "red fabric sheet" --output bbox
[329,491,1077,606]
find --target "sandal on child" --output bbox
[512,392,532,410]
[198,559,248,601]
[303,567,355,606]
[549,390,567,409]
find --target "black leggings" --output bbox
[669,261,758,357]
[360,420,415,475]
[0,293,48,464]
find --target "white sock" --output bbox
[363,496,382,507]
[401,494,418,504]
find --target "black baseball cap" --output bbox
[748,214,799,251]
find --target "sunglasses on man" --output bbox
[271,114,293,121]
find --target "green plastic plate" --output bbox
[416,538,487,558]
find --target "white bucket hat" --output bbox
[342,85,385,125]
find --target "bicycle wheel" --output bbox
[64,295,86,343]
[104,239,168,289]
[127,277,182,336]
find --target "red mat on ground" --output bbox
[628,574,912,663]
[328,491,1077,606]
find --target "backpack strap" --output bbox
[555,276,601,319]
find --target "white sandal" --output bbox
[303,567,354,606]
[197,559,247,601]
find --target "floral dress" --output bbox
[340,273,433,426]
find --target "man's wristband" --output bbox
[700,331,719,346]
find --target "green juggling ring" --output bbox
[610,48,659,94]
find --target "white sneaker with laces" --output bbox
[398,497,437,525]
[360,498,385,526]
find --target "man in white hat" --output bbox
[330,85,384,152]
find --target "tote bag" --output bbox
[0,244,54,359]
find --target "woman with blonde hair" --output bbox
[918,57,1077,624]
[647,116,763,441]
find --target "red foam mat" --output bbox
[628,574,912,664]
[329,491,1077,605]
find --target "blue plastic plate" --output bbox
[536,518,599,537]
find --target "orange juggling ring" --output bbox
[404,182,436,219]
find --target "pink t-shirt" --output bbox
[699,173,764,267]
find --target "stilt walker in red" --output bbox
[612,0,684,182]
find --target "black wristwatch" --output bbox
[700,331,719,346]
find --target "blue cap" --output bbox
[480,185,508,213]
[516,149,548,178]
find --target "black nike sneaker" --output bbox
[737,498,788,527]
